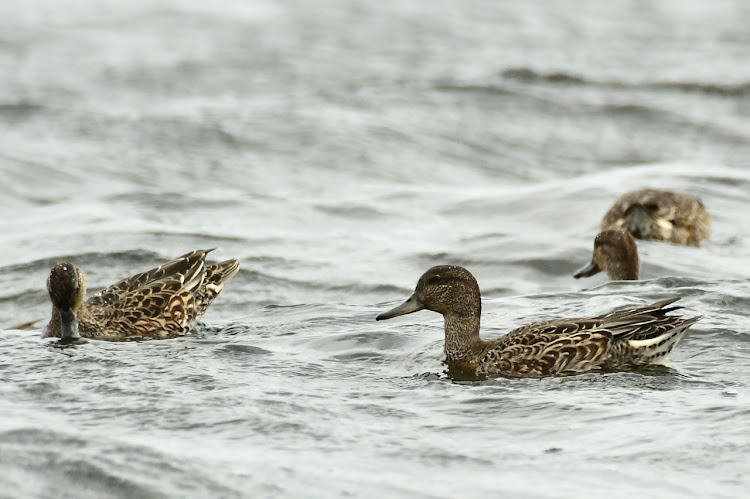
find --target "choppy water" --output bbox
[2,0,750,497]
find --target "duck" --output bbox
[43,249,239,341]
[376,265,698,378]
[574,229,640,280]
[601,189,710,246]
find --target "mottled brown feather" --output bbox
[601,189,710,246]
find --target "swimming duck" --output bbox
[376,265,698,378]
[601,189,710,246]
[43,249,240,341]
[574,229,640,280]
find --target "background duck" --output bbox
[43,249,239,341]
[601,189,710,246]
[574,229,640,280]
[377,265,698,379]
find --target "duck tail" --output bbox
[626,316,700,366]
[192,259,240,319]
[204,259,241,290]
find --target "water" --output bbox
[1,0,749,496]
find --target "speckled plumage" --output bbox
[574,229,640,280]
[44,249,240,341]
[377,265,699,379]
[601,189,710,246]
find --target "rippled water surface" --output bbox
[2,1,750,497]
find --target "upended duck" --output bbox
[601,189,710,246]
[574,229,640,280]
[44,249,239,341]
[376,265,699,378]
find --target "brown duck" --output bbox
[601,189,710,246]
[376,265,698,378]
[574,229,640,280]
[44,249,239,341]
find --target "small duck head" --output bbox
[574,230,640,281]
[47,263,87,339]
[376,265,481,320]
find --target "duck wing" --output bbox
[86,250,212,309]
[594,297,688,341]
[86,250,211,336]
[481,298,696,377]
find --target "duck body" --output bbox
[377,266,698,379]
[44,249,240,341]
[601,189,710,246]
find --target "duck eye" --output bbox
[428,274,442,284]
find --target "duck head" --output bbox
[46,263,87,339]
[574,229,640,281]
[376,265,481,320]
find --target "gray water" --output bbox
[1,0,749,497]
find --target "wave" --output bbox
[0,101,45,121]
[500,67,750,97]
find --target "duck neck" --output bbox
[58,308,81,340]
[46,304,92,339]
[606,253,640,280]
[609,263,639,280]
[443,311,485,363]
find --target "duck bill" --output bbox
[376,293,425,321]
[573,261,601,279]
